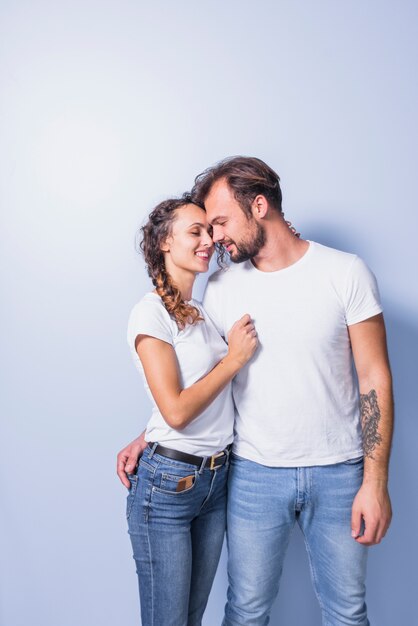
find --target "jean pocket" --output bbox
[152,469,199,496]
[343,456,364,465]
[126,473,139,520]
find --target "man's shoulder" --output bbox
[310,242,379,295]
[311,241,359,273]
[312,241,357,262]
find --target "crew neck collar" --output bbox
[245,240,314,275]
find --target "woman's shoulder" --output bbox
[127,292,177,346]
[128,292,174,331]
[129,291,167,317]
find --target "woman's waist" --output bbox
[144,423,234,457]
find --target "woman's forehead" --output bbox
[173,203,208,228]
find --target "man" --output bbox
[118,156,393,625]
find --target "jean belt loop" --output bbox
[148,442,158,460]
[198,456,207,474]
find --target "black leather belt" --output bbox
[148,442,231,470]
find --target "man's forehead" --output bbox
[206,178,231,201]
[205,181,238,223]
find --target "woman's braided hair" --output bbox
[139,195,204,330]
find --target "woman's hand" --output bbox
[227,314,258,367]
[134,316,258,431]
[117,431,147,488]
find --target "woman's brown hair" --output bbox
[139,195,204,330]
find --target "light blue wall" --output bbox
[1,1,417,624]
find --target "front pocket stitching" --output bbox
[126,476,139,520]
[152,472,198,496]
[161,472,194,483]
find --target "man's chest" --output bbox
[219,279,347,348]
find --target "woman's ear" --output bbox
[160,235,172,253]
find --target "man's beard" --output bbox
[229,222,266,263]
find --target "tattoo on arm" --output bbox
[360,389,382,459]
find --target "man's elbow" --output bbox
[358,366,393,391]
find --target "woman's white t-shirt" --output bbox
[127,293,234,456]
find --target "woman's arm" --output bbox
[136,314,257,430]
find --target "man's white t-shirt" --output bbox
[127,292,234,456]
[203,241,383,467]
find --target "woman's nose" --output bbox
[202,231,214,246]
[211,225,223,243]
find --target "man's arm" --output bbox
[349,313,394,545]
[117,431,147,488]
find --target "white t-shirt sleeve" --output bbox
[127,299,174,350]
[202,274,225,337]
[343,256,383,326]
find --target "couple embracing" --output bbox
[117,156,393,626]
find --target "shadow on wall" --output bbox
[266,226,417,626]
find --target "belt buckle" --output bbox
[209,451,225,470]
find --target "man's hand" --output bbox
[117,431,147,488]
[351,481,392,545]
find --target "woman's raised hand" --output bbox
[227,314,258,367]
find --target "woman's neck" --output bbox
[164,265,195,301]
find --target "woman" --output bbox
[125,195,257,626]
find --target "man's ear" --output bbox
[251,194,269,219]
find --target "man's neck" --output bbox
[251,225,310,272]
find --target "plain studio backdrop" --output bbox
[1,1,417,625]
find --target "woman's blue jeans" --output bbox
[127,445,229,626]
[223,454,369,626]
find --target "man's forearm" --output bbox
[349,315,394,543]
[359,376,394,483]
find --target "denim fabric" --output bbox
[127,445,229,626]
[223,454,369,626]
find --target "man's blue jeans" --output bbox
[223,454,369,626]
[127,445,228,626]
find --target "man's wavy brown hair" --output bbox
[190,156,286,264]
[139,195,204,330]
[191,155,283,217]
